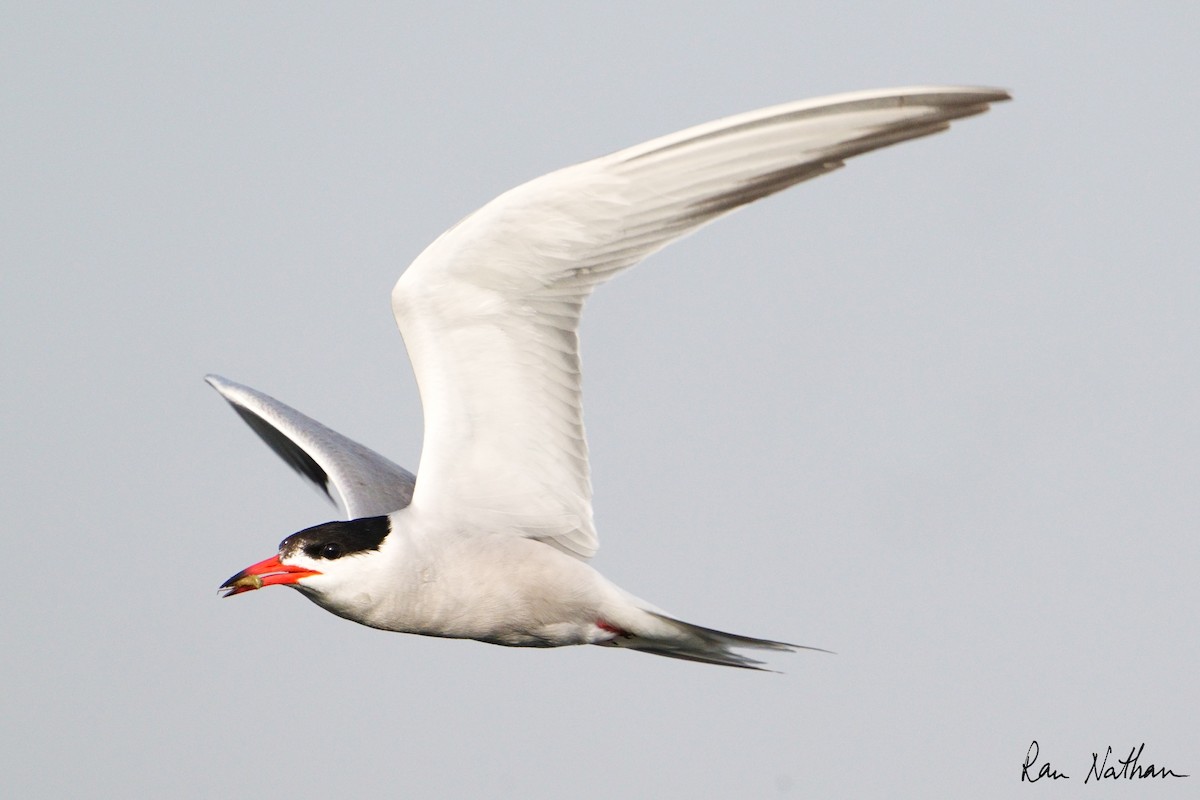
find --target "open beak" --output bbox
[220,554,321,597]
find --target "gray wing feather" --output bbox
[205,374,415,518]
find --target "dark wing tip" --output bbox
[205,375,335,505]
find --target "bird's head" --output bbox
[220,516,392,602]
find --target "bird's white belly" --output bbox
[313,532,624,647]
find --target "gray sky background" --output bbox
[4,3,1197,798]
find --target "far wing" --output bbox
[391,86,1009,558]
[206,374,415,518]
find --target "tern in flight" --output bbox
[214,86,1008,669]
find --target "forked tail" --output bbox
[603,610,830,671]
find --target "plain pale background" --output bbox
[4,3,1197,798]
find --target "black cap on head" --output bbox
[280,516,391,561]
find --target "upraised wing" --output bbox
[391,86,1009,559]
[206,374,415,518]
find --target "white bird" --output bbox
[215,86,1009,669]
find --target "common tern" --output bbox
[214,86,1008,669]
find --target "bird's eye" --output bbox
[321,542,344,560]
